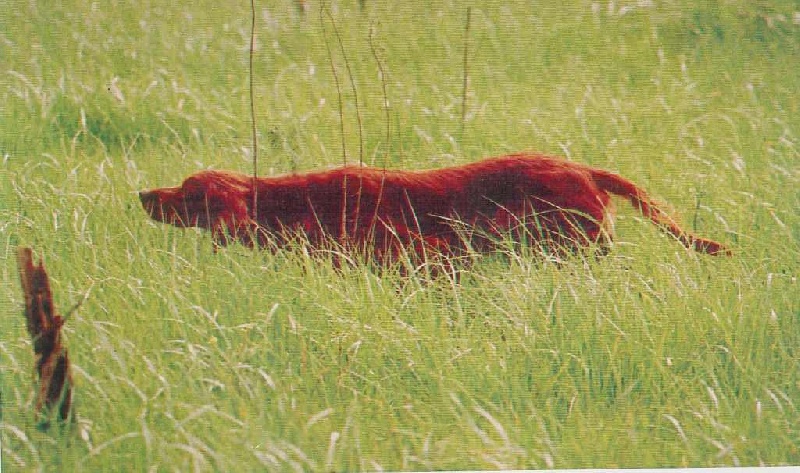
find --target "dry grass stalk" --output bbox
[17,247,74,430]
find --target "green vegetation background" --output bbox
[1,1,798,470]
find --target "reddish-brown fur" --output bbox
[139,153,729,262]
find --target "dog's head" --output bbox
[139,170,256,245]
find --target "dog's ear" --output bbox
[181,174,226,204]
[176,172,248,228]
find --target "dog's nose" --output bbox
[139,191,161,216]
[139,190,154,204]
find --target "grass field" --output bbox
[2,0,799,470]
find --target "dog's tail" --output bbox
[589,168,730,255]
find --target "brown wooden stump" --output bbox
[17,247,74,430]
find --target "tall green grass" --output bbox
[2,0,798,470]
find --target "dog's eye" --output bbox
[181,176,221,212]
[182,176,201,192]
[182,177,209,199]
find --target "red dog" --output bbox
[139,154,729,262]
